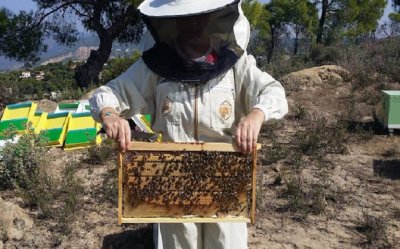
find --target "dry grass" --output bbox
[356,214,393,248]
[0,220,7,242]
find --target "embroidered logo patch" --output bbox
[219,100,232,120]
[162,97,172,115]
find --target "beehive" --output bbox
[381,90,400,133]
[119,142,260,224]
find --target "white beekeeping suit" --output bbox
[90,0,288,248]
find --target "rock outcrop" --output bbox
[279,65,351,94]
[0,197,33,242]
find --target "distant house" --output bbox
[20,71,31,79]
[35,71,45,81]
[50,91,61,100]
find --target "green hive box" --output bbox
[381,90,400,132]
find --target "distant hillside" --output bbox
[0,32,139,71]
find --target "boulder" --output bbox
[279,65,351,93]
[0,197,33,242]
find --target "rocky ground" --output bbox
[0,65,399,248]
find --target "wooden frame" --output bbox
[118,142,261,224]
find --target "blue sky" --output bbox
[0,0,394,24]
[0,0,37,13]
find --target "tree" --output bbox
[341,0,386,42]
[242,0,270,62]
[0,8,47,64]
[265,0,291,63]
[392,0,400,20]
[314,0,342,44]
[287,0,318,55]
[0,1,144,89]
[313,0,386,44]
[242,0,267,29]
[379,14,400,37]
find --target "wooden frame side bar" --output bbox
[118,152,123,225]
[250,146,258,224]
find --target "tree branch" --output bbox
[109,4,137,38]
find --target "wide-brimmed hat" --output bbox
[138,0,239,17]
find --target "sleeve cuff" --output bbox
[252,105,269,123]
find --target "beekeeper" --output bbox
[89,0,288,248]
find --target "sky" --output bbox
[0,0,395,24]
[0,0,37,13]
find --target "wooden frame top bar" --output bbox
[127,142,261,152]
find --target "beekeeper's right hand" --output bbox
[100,107,131,152]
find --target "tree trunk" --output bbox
[267,26,276,64]
[74,34,113,89]
[317,0,329,44]
[294,27,300,55]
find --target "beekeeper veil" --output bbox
[138,0,246,84]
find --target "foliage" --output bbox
[0,132,48,189]
[381,146,400,157]
[310,43,341,65]
[286,0,318,55]
[264,138,288,165]
[19,168,57,218]
[242,0,271,64]
[100,50,141,84]
[86,139,115,165]
[357,214,391,247]
[341,0,387,42]
[293,116,347,157]
[55,160,84,234]
[264,0,292,63]
[337,37,400,87]
[0,50,143,106]
[242,0,269,30]
[313,0,386,45]
[0,8,46,64]
[0,1,144,88]
[20,158,83,234]
[281,176,333,220]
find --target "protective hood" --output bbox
[138,0,250,84]
[138,0,238,17]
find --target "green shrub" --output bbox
[86,139,115,165]
[290,104,308,121]
[357,214,390,247]
[19,159,83,234]
[282,176,309,220]
[263,138,288,165]
[381,146,400,158]
[55,160,84,234]
[310,44,341,65]
[0,132,48,189]
[293,117,346,157]
[99,166,118,205]
[19,170,57,218]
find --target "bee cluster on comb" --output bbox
[118,142,259,224]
